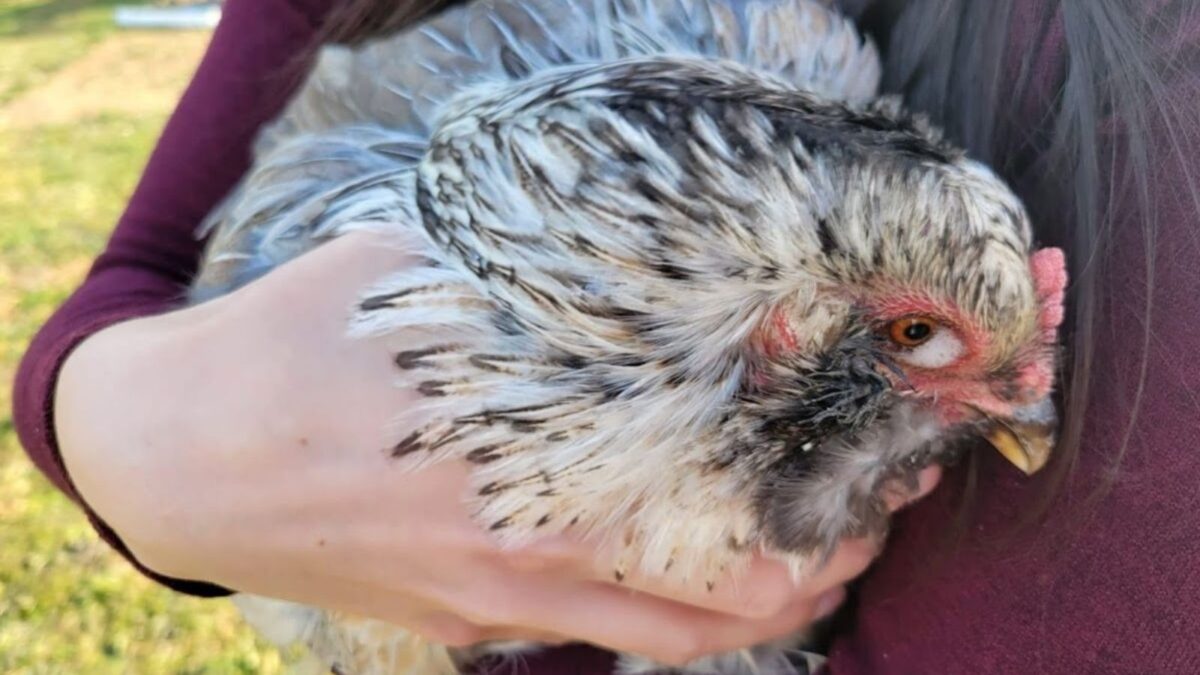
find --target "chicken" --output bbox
[192,1,1067,673]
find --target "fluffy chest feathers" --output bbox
[196,1,1065,673]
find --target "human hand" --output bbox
[53,231,941,665]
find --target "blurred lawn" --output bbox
[0,1,284,672]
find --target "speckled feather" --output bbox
[193,0,881,299]
[194,2,1054,674]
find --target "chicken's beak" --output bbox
[984,398,1057,475]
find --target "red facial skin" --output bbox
[755,248,1067,426]
[767,308,801,356]
[874,247,1067,425]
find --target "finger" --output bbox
[502,534,594,576]
[459,558,854,666]
[622,536,877,620]
[287,577,559,650]
[791,536,880,591]
[515,531,876,620]
[504,464,924,623]
[249,575,487,648]
[288,581,564,651]
[476,626,573,646]
[591,554,800,620]
[882,465,943,512]
[409,611,489,648]
[508,532,795,620]
[504,579,838,666]
[813,585,848,620]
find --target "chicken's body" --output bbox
[194,1,1066,673]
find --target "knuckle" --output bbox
[538,634,571,647]
[880,481,914,512]
[483,628,566,646]
[657,633,709,666]
[503,549,559,575]
[503,538,582,576]
[415,618,483,647]
[456,584,522,626]
[460,528,508,560]
[737,589,789,619]
[840,537,883,567]
[650,651,689,668]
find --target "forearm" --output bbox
[12,266,235,595]
[10,0,335,593]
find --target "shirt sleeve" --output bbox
[822,3,1200,673]
[10,0,337,595]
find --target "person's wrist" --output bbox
[54,304,227,579]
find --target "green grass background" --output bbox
[0,1,284,671]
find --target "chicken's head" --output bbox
[414,56,1068,565]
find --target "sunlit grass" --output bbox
[0,0,133,104]
[0,2,287,672]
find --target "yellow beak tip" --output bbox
[986,426,1052,476]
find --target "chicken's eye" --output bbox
[888,316,938,347]
[885,316,966,369]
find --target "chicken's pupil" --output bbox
[904,323,932,342]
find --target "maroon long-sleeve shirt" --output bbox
[12,0,1200,672]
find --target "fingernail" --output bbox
[917,466,943,497]
[814,587,846,619]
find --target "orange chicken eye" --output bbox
[888,316,939,348]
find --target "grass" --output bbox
[0,0,133,105]
[0,2,286,672]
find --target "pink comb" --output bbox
[1030,247,1067,341]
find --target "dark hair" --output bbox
[856,0,1199,526]
[316,0,1198,520]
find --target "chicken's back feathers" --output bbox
[192,0,879,300]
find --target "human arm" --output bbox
[16,0,940,660]
[10,0,337,594]
[56,227,941,662]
